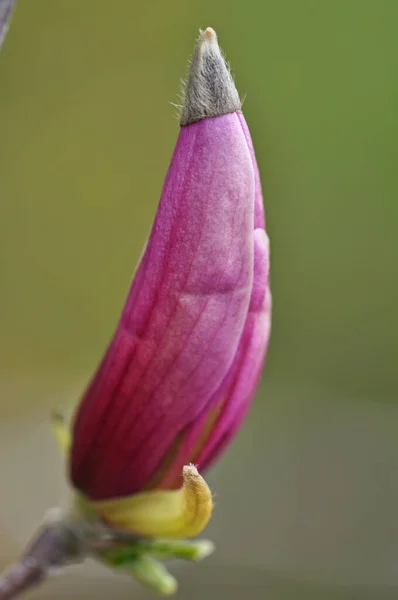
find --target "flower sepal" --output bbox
[98,537,215,595]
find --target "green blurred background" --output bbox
[0,1,397,599]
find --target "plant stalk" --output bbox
[0,523,83,600]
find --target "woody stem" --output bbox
[0,524,84,600]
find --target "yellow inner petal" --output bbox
[90,464,213,539]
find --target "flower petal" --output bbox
[152,116,271,485]
[198,232,271,471]
[196,116,272,469]
[70,112,255,499]
[237,112,265,230]
[154,230,271,489]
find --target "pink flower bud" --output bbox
[70,28,271,501]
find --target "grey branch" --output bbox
[0,520,141,600]
[0,524,84,600]
[0,0,16,53]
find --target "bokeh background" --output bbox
[0,1,397,598]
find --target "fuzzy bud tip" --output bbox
[180,27,241,126]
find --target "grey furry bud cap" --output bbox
[180,27,242,126]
